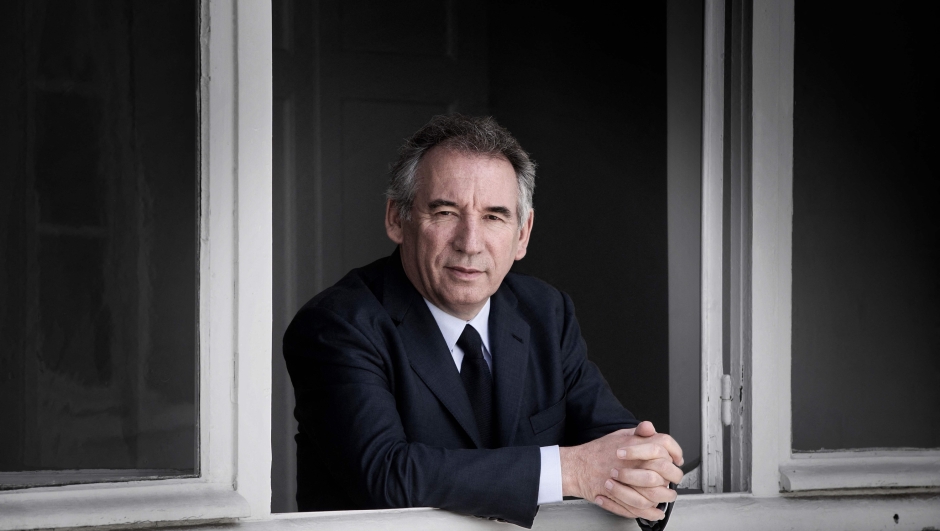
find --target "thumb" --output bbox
[634,420,657,438]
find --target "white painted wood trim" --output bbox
[135,495,940,531]
[700,0,725,495]
[781,451,940,491]
[233,0,274,518]
[202,0,237,490]
[0,2,271,529]
[677,465,701,490]
[0,482,249,531]
[749,0,794,498]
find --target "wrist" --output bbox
[559,445,586,499]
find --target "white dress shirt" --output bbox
[424,298,564,505]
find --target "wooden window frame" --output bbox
[0,1,272,528]
[3,2,937,531]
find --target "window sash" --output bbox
[0,1,272,528]
[701,0,937,501]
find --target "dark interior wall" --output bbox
[488,3,670,430]
[666,0,703,467]
[792,4,940,450]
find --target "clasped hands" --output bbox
[559,421,683,521]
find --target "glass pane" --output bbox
[0,0,198,487]
[792,3,940,451]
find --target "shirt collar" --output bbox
[423,298,491,354]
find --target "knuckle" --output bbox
[630,491,656,508]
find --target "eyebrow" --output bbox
[485,206,513,219]
[427,199,514,219]
[427,199,458,209]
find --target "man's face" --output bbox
[386,146,534,320]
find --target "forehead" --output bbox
[414,147,518,200]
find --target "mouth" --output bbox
[445,265,484,280]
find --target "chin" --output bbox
[438,287,482,304]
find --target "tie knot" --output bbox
[456,324,484,360]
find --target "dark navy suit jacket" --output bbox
[283,249,637,527]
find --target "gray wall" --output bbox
[489,2,672,436]
[666,0,703,470]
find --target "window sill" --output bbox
[7,489,936,531]
[139,493,940,531]
[0,480,250,531]
[780,450,940,491]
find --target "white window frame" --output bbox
[699,0,726,494]
[3,1,938,531]
[749,0,940,498]
[0,1,272,528]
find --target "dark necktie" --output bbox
[457,324,495,448]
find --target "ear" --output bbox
[514,209,534,261]
[385,200,404,244]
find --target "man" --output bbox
[283,115,683,528]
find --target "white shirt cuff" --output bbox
[537,445,563,505]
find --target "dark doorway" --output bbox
[272,0,689,511]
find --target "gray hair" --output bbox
[386,114,536,227]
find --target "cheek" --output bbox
[427,224,457,247]
[488,229,519,254]
[415,230,450,264]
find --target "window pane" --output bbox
[0,0,198,487]
[792,3,940,451]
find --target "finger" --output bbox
[649,433,684,466]
[600,494,666,522]
[634,420,657,438]
[622,434,684,467]
[594,495,640,519]
[610,467,668,488]
[651,459,685,484]
[632,485,678,505]
[603,479,657,509]
[626,457,684,485]
[611,427,638,439]
[617,442,671,461]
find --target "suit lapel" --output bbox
[489,285,531,447]
[381,249,484,448]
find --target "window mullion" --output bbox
[700,0,726,496]
[749,0,794,498]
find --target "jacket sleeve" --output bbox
[283,305,542,527]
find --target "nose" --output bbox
[453,216,484,255]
